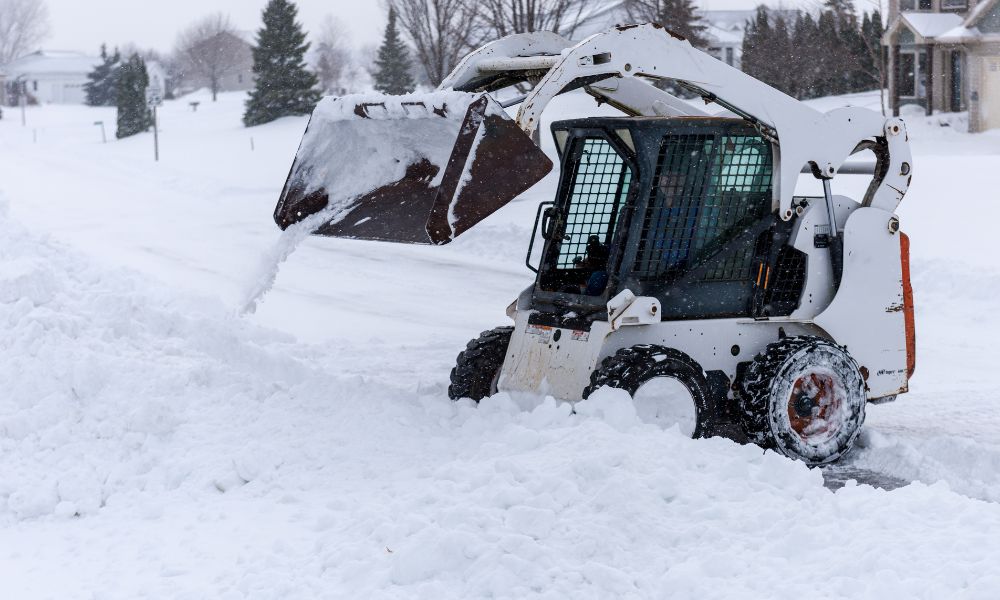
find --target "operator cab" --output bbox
[529,116,807,323]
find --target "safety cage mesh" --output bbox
[632,134,773,282]
[555,138,632,269]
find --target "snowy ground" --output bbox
[1,89,1000,598]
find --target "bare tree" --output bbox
[389,0,478,87]
[476,0,588,39]
[175,13,250,101]
[0,0,50,64]
[314,15,352,95]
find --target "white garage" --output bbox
[2,50,101,105]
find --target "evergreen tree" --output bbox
[770,14,793,96]
[814,10,841,97]
[791,12,821,99]
[84,44,121,106]
[860,10,885,91]
[741,7,773,91]
[627,0,708,48]
[823,0,855,25]
[116,54,152,139]
[243,0,321,127]
[372,7,415,95]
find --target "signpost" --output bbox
[93,121,107,143]
[146,85,163,161]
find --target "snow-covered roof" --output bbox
[3,50,101,76]
[704,23,742,45]
[899,12,964,39]
[936,25,979,43]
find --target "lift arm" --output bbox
[439,23,912,218]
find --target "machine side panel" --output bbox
[814,207,908,398]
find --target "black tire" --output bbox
[583,345,713,438]
[739,336,866,466]
[448,327,513,401]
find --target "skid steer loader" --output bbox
[273,24,916,466]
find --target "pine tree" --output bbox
[243,0,322,127]
[741,7,773,90]
[771,14,793,96]
[791,12,820,99]
[373,7,415,95]
[814,10,841,97]
[860,11,885,91]
[116,54,152,139]
[85,44,121,106]
[630,0,708,49]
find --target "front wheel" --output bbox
[739,336,866,466]
[448,327,513,401]
[584,345,713,438]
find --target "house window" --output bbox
[32,80,38,91]
[919,0,932,8]
[725,47,734,66]
[238,73,244,84]
[900,0,915,9]
[941,0,966,8]
[899,50,928,98]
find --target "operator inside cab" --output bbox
[572,235,610,296]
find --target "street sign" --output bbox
[146,85,163,107]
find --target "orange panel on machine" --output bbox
[900,233,916,378]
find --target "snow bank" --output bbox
[4,202,1000,597]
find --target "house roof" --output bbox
[936,25,979,42]
[893,0,1000,44]
[2,50,101,76]
[883,11,969,44]
[900,12,964,38]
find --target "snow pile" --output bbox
[0,193,318,519]
[3,200,1000,595]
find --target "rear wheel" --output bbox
[584,346,712,438]
[739,336,866,465]
[448,327,513,401]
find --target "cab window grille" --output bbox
[765,245,808,312]
[554,138,631,269]
[633,134,772,282]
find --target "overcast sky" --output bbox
[42,0,881,56]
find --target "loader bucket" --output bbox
[273,91,552,245]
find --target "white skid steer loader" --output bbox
[273,24,916,466]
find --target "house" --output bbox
[1,50,102,105]
[883,0,1000,131]
[574,5,796,71]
